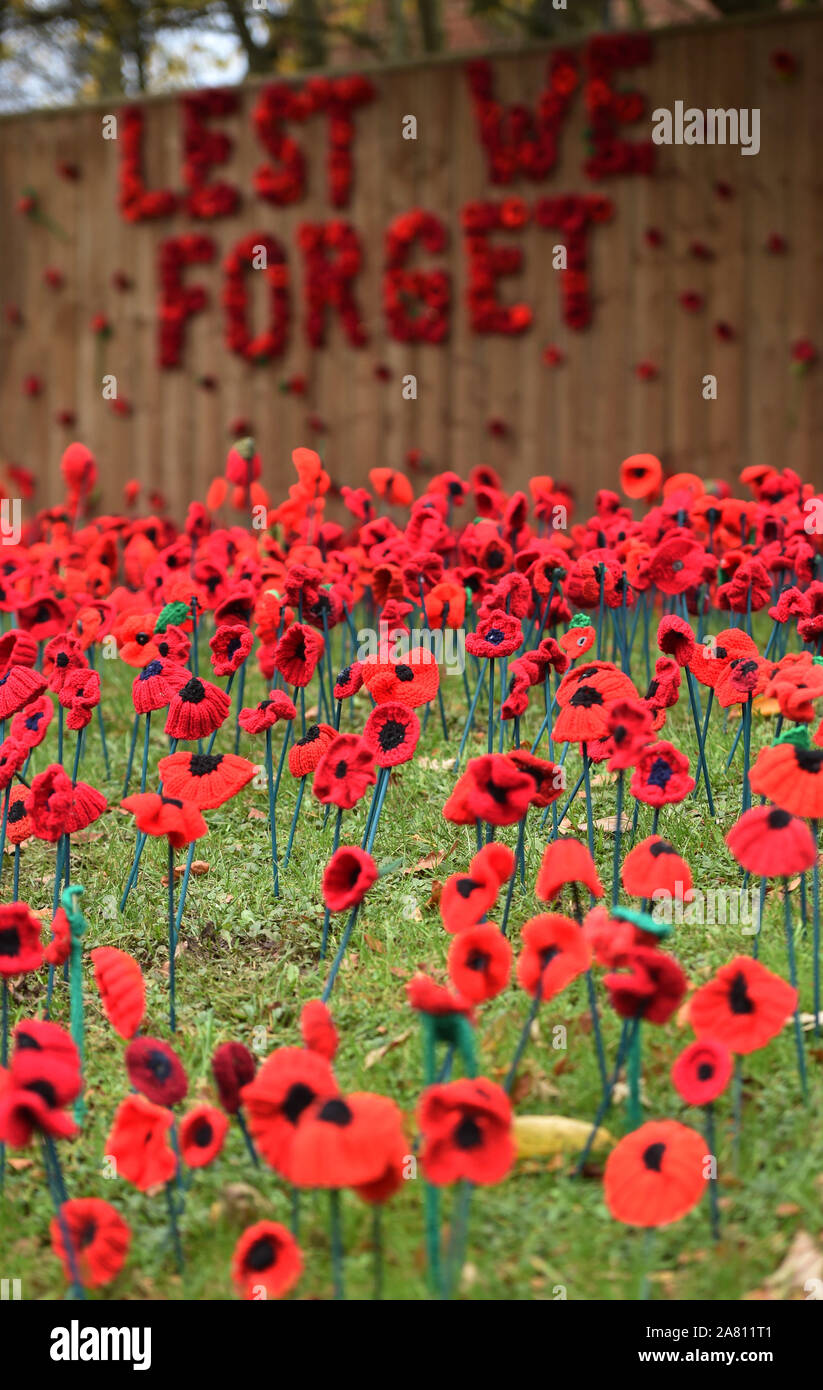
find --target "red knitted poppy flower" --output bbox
[125,1036,188,1107]
[44,634,87,694]
[275,622,325,688]
[362,648,440,708]
[0,664,48,719]
[448,924,512,1002]
[506,749,564,806]
[50,1198,131,1289]
[289,722,337,778]
[105,1095,176,1191]
[58,668,101,730]
[90,946,146,1039]
[240,1047,338,1181]
[671,1038,732,1106]
[516,913,592,999]
[231,1221,303,1300]
[158,750,256,809]
[300,1000,339,1060]
[406,972,475,1018]
[212,1041,257,1113]
[604,1120,707,1228]
[209,623,253,677]
[334,663,364,700]
[725,805,816,877]
[418,1078,514,1186]
[463,753,533,826]
[688,957,797,1054]
[131,658,190,714]
[180,1104,229,1168]
[688,628,758,689]
[605,945,687,1024]
[363,701,421,768]
[26,765,107,841]
[657,615,696,667]
[165,675,231,740]
[238,690,296,734]
[44,906,71,968]
[535,838,604,902]
[465,608,524,659]
[312,733,376,809]
[0,737,27,790]
[602,697,654,771]
[322,845,378,912]
[9,694,53,749]
[622,836,693,902]
[631,742,695,807]
[0,628,38,676]
[6,784,32,844]
[0,902,44,977]
[121,792,207,847]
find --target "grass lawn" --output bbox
[1,615,820,1302]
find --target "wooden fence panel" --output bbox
[1,12,821,517]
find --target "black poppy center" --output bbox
[318,1098,353,1127]
[190,754,222,777]
[570,685,603,709]
[395,664,414,682]
[795,747,823,775]
[729,970,755,1015]
[0,926,21,957]
[180,678,206,705]
[648,757,674,790]
[454,1116,483,1150]
[378,719,406,752]
[767,808,791,830]
[193,1120,213,1148]
[245,1236,276,1272]
[282,1082,316,1125]
[642,1141,666,1172]
[649,840,676,858]
[147,1050,173,1080]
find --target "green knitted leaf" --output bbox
[155,601,190,633]
[773,723,811,749]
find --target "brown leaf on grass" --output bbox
[403,838,458,875]
[163,860,210,885]
[72,830,103,843]
[362,932,384,954]
[8,1157,33,1172]
[595,815,633,833]
[426,880,443,910]
[247,808,267,821]
[750,1230,823,1300]
[364,1029,411,1069]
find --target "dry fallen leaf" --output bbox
[595,814,633,833]
[364,1029,411,1069]
[758,1230,823,1300]
[404,838,458,875]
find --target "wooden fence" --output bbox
[1,10,822,517]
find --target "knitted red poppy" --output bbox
[688,956,796,1054]
[507,749,564,806]
[125,1036,188,1107]
[58,668,101,730]
[688,628,758,689]
[0,902,44,977]
[725,805,817,877]
[105,1095,176,1191]
[50,1198,131,1290]
[418,1078,513,1186]
[406,973,475,1018]
[448,924,512,1003]
[132,658,191,714]
[6,784,33,844]
[231,1221,303,1301]
[289,1091,406,1192]
[240,1046,339,1181]
[622,836,693,902]
[275,622,325,688]
[0,737,27,790]
[300,1000,339,1060]
[90,946,146,1039]
[312,733,376,809]
[0,664,48,719]
[516,913,592,999]
[750,740,823,818]
[288,723,338,778]
[212,1041,257,1113]
[120,792,207,847]
[16,595,67,642]
[165,675,231,740]
[44,906,71,968]
[209,623,253,677]
[158,751,256,809]
[334,663,364,700]
[656,615,696,667]
[363,701,421,768]
[465,609,524,660]
[631,742,695,807]
[463,753,533,826]
[671,1038,732,1106]
[322,845,378,912]
[26,765,106,841]
[645,655,681,713]
[238,690,296,734]
[605,946,687,1024]
[362,649,440,708]
[180,1104,229,1168]
[43,634,87,694]
[0,628,38,676]
[536,837,604,902]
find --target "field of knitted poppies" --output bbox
[1,444,822,1304]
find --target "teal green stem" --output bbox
[282,777,306,874]
[235,1110,259,1167]
[705,1103,720,1242]
[168,841,177,1032]
[782,878,808,1100]
[611,770,624,905]
[165,1181,184,1273]
[265,727,279,898]
[329,1189,345,1300]
[503,983,542,1093]
[626,1020,642,1130]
